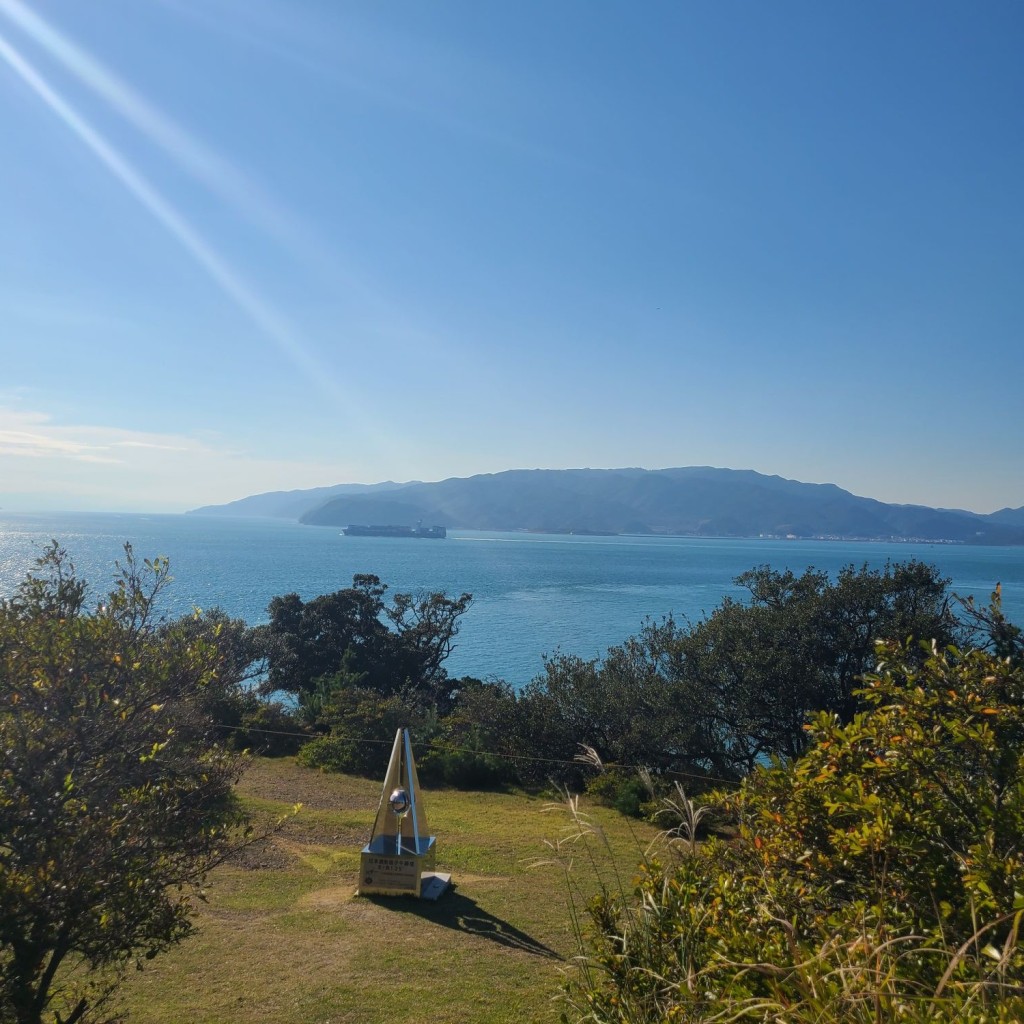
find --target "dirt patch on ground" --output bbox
[236,757,378,812]
[227,823,373,871]
[231,758,384,863]
[226,835,298,871]
[299,884,359,911]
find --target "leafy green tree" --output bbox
[0,545,246,1024]
[297,685,419,777]
[160,606,273,745]
[260,578,388,697]
[959,584,1024,667]
[515,561,960,787]
[515,624,715,789]
[418,678,519,788]
[665,560,961,772]
[260,575,471,710]
[271,578,474,778]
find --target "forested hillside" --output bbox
[191,467,1024,544]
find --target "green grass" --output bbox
[114,757,657,1024]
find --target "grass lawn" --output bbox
[115,757,659,1024]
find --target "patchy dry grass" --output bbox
[115,757,656,1024]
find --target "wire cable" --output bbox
[214,722,742,787]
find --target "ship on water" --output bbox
[342,523,446,539]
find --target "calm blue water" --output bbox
[1,512,1022,687]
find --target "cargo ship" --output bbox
[342,523,446,539]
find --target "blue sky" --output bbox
[0,0,1021,514]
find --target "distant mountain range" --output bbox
[186,467,1024,545]
[188,481,410,519]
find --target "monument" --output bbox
[358,727,451,900]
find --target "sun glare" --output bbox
[0,0,368,297]
[0,23,354,410]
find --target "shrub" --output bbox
[566,638,1024,1023]
[585,769,655,819]
[296,733,362,773]
[231,699,307,756]
[417,740,516,789]
[296,687,427,776]
[417,679,520,789]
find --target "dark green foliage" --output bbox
[585,770,654,819]
[295,733,368,774]
[295,648,371,730]
[671,560,962,771]
[158,607,308,756]
[283,560,965,804]
[263,579,487,783]
[0,545,246,1024]
[229,699,307,756]
[160,607,266,739]
[297,686,418,776]
[514,626,718,790]
[566,639,1024,1023]
[418,742,514,789]
[297,676,519,790]
[516,560,963,788]
[960,584,1024,667]
[261,577,390,696]
[260,575,471,706]
[417,679,519,789]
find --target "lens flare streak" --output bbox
[0,29,346,405]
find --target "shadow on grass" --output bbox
[365,888,563,960]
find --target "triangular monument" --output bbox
[358,728,451,900]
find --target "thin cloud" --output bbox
[109,441,191,452]
[0,406,353,511]
[0,429,113,461]
[0,412,187,465]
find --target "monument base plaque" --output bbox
[359,837,436,897]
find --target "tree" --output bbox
[959,584,1024,667]
[515,623,713,789]
[0,545,246,1024]
[417,678,520,789]
[260,575,471,709]
[158,608,301,754]
[664,560,961,772]
[515,561,961,787]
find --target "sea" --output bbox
[1,511,1023,689]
